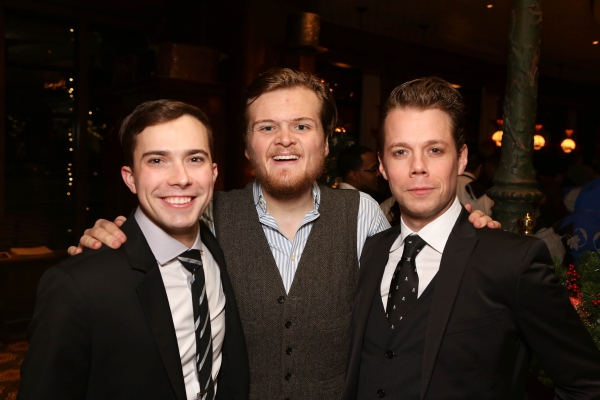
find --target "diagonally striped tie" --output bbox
[178,249,214,400]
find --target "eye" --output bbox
[430,147,443,155]
[260,125,275,132]
[190,156,205,163]
[297,124,309,131]
[148,158,162,164]
[393,149,407,156]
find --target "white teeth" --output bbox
[164,197,192,205]
[273,155,299,161]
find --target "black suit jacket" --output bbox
[344,208,600,399]
[19,214,249,400]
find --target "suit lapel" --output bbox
[123,216,187,400]
[349,226,401,383]
[420,209,478,399]
[357,226,401,321]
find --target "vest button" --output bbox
[285,373,292,380]
[286,347,293,355]
[385,350,394,359]
[285,321,292,329]
[278,296,286,304]
[377,389,385,398]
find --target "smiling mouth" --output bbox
[163,197,194,205]
[273,155,300,161]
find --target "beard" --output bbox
[248,150,326,200]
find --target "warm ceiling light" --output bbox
[565,129,574,136]
[450,83,462,89]
[492,130,503,147]
[593,41,599,45]
[533,135,545,150]
[487,4,494,8]
[561,138,576,153]
[535,124,543,131]
[332,62,353,69]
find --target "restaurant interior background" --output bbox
[0,0,599,340]
[0,2,599,398]
[2,0,600,248]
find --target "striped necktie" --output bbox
[178,249,214,400]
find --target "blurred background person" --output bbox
[336,145,380,197]
[456,145,494,215]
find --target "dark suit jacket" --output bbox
[344,208,600,399]
[19,214,249,400]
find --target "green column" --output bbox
[487,0,544,233]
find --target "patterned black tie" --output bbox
[386,234,427,329]
[178,249,214,400]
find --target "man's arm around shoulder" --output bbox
[18,265,91,399]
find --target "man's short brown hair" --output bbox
[380,77,465,155]
[242,68,337,142]
[119,99,214,167]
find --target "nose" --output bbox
[275,125,295,147]
[168,162,192,187]
[409,152,428,176]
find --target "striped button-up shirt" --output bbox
[203,181,390,293]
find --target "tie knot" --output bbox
[401,234,426,261]
[177,249,203,273]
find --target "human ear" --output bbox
[121,166,137,194]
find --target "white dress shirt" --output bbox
[135,208,226,400]
[380,197,462,308]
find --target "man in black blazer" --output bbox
[343,77,600,399]
[18,100,249,400]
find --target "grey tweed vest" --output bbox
[213,183,360,400]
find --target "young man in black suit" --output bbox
[343,77,600,399]
[18,100,249,400]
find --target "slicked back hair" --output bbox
[119,99,214,168]
[242,68,337,143]
[379,76,465,155]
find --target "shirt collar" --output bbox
[252,180,321,214]
[134,207,202,265]
[391,197,462,254]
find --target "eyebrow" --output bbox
[387,139,450,149]
[141,149,210,158]
[251,117,317,130]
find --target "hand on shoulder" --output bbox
[67,216,128,256]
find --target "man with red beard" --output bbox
[70,69,497,399]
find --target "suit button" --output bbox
[285,321,292,329]
[385,350,394,359]
[278,296,286,304]
[377,389,385,398]
[286,348,293,355]
[285,373,292,380]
